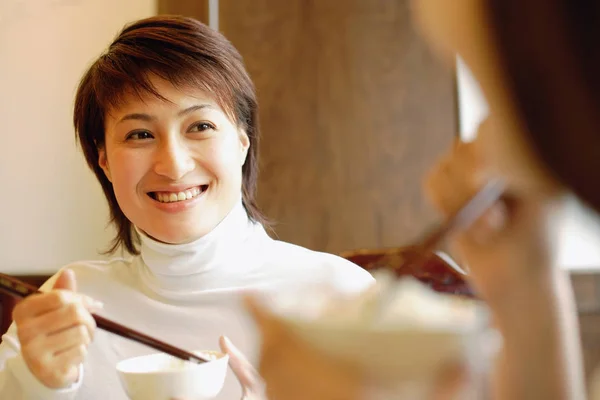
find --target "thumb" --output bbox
[219,336,262,394]
[52,268,77,292]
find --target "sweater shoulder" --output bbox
[39,258,135,294]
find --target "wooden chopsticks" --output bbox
[0,274,209,364]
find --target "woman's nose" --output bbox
[153,139,195,180]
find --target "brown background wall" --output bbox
[219,0,457,254]
[156,0,208,21]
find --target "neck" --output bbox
[134,200,267,299]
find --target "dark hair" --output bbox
[487,1,600,211]
[74,15,266,255]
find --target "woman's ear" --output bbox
[98,148,112,182]
[239,129,250,166]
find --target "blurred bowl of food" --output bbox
[264,275,494,395]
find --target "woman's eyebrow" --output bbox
[118,104,214,124]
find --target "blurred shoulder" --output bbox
[267,239,375,294]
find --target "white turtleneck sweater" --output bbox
[0,202,374,400]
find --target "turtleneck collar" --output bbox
[134,199,268,300]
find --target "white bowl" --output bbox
[116,351,229,400]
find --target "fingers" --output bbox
[425,140,485,217]
[14,268,100,322]
[13,290,102,321]
[34,360,80,390]
[13,291,77,320]
[219,336,265,399]
[54,343,88,367]
[48,325,93,355]
[220,336,259,388]
[16,298,99,343]
[426,138,511,247]
[12,281,101,389]
[466,202,509,244]
[52,268,78,291]
[24,325,90,363]
[23,341,84,389]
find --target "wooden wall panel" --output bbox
[157,0,208,23]
[220,0,457,254]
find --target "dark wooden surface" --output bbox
[220,0,458,254]
[0,275,49,339]
[343,247,474,297]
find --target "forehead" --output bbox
[109,77,222,115]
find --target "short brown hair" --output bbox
[74,15,266,255]
[487,1,600,211]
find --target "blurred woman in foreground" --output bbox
[248,0,597,399]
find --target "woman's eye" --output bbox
[190,122,215,132]
[126,131,153,140]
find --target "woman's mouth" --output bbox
[148,185,208,203]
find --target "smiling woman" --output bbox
[97,77,251,246]
[74,18,265,254]
[0,15,374,400]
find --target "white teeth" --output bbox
[154,186,204,203]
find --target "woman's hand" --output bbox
[425,120,566,306]
[171,336,265,400]
[426,121,586,400]
[245,297,467,400]
[12,269,102,389]
[246,297,364,400]
[219,336,266,400]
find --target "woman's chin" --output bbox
[142,226,212,245]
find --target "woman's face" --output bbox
[411,0,560,195]
[99,75,249,244]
